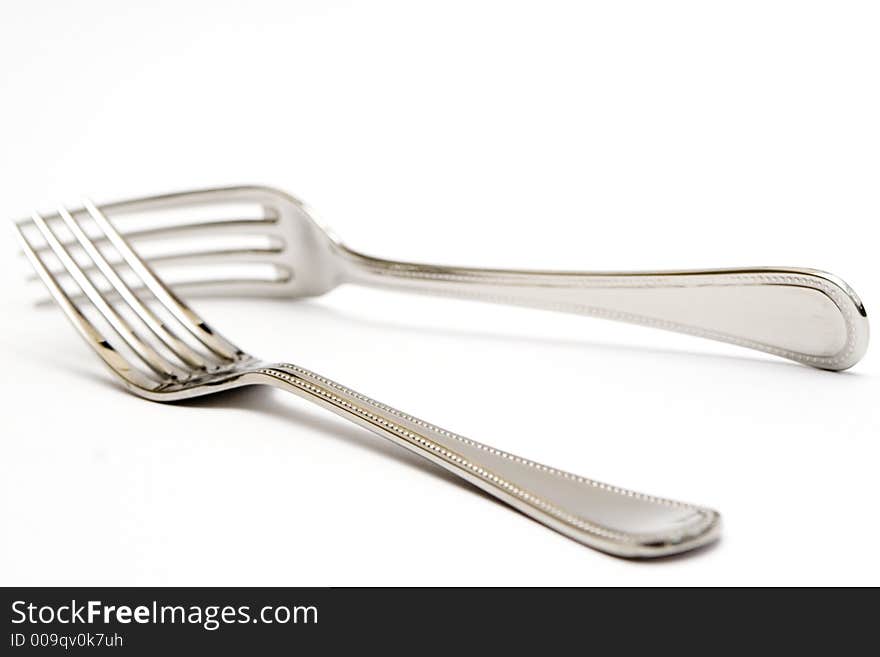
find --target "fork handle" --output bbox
[338,248,868,370]
[253,363,720,557]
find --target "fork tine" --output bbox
[84,200,244,360]
[57,207,210,370]
[33,272,293,307]
[13,222,160,391]
[30,210,190,380]
[26,216,281,258]
[27,245,288,282]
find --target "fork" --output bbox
[24,186,869,370]
[16,201,721,558]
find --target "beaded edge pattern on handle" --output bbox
[259,363,718,547]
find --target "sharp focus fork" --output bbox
[15,200,721,558]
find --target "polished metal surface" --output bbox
[22,185,869,370]
[16,199,721,558]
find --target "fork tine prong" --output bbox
[13,220,159,391]
[57,207,210,370]
[26,245,289,282]
[84,200,243,360]
[30,210,190,380]
[25,216,281,258]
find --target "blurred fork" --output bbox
[21,185,869,370]
[16,200,720,558]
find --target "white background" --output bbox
[1,1,878,585]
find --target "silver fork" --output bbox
[16,201,720,558]
[24,185,869,370]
